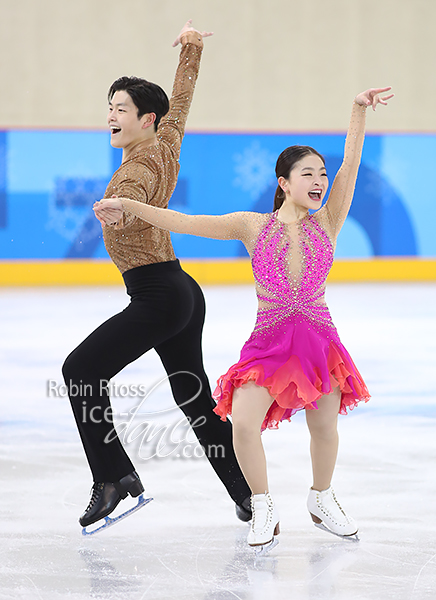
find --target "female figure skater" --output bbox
[94,86,393,550]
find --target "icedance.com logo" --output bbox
[46,373,225,461]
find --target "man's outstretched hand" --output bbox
[172,19,213,47]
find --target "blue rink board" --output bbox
[0,129,433,259]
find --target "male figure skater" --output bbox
[62,20,251,528]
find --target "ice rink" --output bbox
[1,282,435,600]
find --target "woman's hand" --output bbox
[172,19,213,47]
[93,196,124,226]
[355,87,394,111]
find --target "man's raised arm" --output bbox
[157,20,213,158]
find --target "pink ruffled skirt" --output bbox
[213,313,370,431]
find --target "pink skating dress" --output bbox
[213,210,370,430]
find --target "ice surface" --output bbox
[0,283,435,600]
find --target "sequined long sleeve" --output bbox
[157,31,203,159]
[320,101,367,239]
[120,197,262,244]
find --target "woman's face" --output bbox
[280,154,328,211]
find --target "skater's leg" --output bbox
[63,265,195,527]
[63,291,191,483]
[231,381,274,495]
[305,387,357,537]
[232,382,279,548]
[155,274,252,506]
[305,387,341,491]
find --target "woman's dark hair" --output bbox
[108,76,170,131]
[273,146,325,211]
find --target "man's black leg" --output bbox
[155,273,251,509]
[62,297,179,525]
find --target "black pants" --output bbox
[62,260,250,505]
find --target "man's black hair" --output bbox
[108,76,170,131]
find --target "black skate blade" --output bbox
[82,494,153,536]
[314,522,359,541]
[253,536,279,556]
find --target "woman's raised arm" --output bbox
[324,87,393,237]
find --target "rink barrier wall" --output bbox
[0,259,436,286]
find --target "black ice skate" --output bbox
[235,496,252,522]
[80,471,152,536]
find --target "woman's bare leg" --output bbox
[231,381,274,495]
[305,387,341,491]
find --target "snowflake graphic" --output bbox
[46,203,89,242]
[233,141,276,199]
[46,177,108,242]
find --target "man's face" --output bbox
[107,90,148,149]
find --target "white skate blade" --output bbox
[313,521,359,541]
[82,495,153,536]
[253,536,279,556]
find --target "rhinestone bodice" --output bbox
[250,212,335,334]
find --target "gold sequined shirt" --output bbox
[102,32,203,273]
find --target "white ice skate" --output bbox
[247,492,280,555]
[307,487,358,540]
